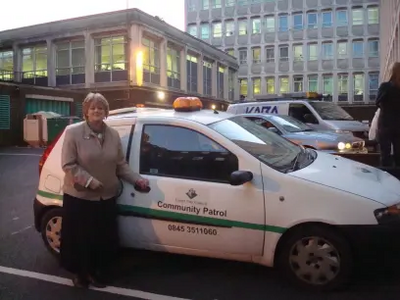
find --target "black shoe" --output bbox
[87,274,107,288]
[72,275,89,288]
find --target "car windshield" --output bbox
[269,115,313,133]
[308,102,354,121]
[209,116,303,172]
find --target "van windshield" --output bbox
[308,102,354,121]
[209,116,307,173]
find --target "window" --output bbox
[225,21,235,36]
[279,15,288,32]
[352,40,364,58]
[293,45,303,62]
[264,16,275,32]
[252,47,261,63]
[187,55,198,92]
[212,0,221,9]
[322,43,333,60]
[187,0,196,11]
[368,7,379,24]
[217,66,225,99]
[201,0,209,10]
[228,69,235,101]
[307,12,317,28]
[266,77,275,94]
[368,39,379,57]
[203,61,212,96]
[0,51,13,81]
[279,46,288,62]
[201,24,210,39]
[225,0,235,7]
[337,42,347,59]
[56,40,85,85]
[352,8,363,25]
[239,49,247,64]
[187,25,197,37]
[213,22,222,38]
[293,14,303,30]
[369,72,379,99]
[253,78,261,95]
[266,47,274,63]
[22,45,48,85]
[226,49,235,56]
[308,44,318,61]
[338,74,348,100]
[293,76,303,92]
[308,75,318,92]
[238,0,247,5]
[142,37,160,84]
[140,125,238,183]
[353,73,364,101]
[337,10,348,26]
[167,47,180,89]
[322,11,332,27]
[238,20,247,35]
[323,75,333,94]
[0,95,10,130]
[240,78,248,96]
[252,18,261,34]
[279,77,289,93]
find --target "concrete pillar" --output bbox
[46,39,55,87]
[84,31,94,88]
[159,38,167,87]
[197,55,204,95]
[223,67,228,100]
[129,24,143,86]
[12,44,22,82]
[211,62,218,97]
[180,47,187,91]
[234,71,240,101]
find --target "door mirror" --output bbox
[229,170,253,186]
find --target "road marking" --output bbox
[0,265,189,300]
[0,153,42,157]
[11,225,32,236]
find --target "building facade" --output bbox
[185,0,380,104]
[379,0,400,81]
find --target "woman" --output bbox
[60,92,149,288]
[376,62,400,167]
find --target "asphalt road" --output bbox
[1,147,400,300]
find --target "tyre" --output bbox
[276,225,353,291]
[40,208,63,257]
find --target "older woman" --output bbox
[60,92,149,288]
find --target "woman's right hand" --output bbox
[89,178,103,190]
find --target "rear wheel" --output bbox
[276,225,353,291]
[40,208,63,257]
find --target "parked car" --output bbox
[241,113,368,154]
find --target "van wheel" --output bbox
[40,208,63,257]
[276,225,353,291]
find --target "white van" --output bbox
[34,98,400,291]
[226,93,369,139]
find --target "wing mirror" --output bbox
[229,170,253,186]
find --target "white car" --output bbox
[34,98,400,291]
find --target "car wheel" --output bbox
[40,208,63,257]
[276,225,353,291]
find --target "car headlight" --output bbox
[337,142,352,150]
[374,203,400,224]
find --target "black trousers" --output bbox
[378,129,400,167]
[60,194,119,275]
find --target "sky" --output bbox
[0,0,185,32]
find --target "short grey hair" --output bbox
[82,92,110,120]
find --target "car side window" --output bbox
[245,117,281,134]
[139,125,239,183]
[288,104,318,124]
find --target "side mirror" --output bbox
[229,170,253,186]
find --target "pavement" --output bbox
[2,147,400,300]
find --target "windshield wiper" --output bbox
[287,147,305,172]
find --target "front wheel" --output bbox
[40,208,63,257]
[276,225,353,291]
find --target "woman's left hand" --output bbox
[135,178,149,189]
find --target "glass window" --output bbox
[228,69,235,101]
[268,115,313,133]
[239,49,247,64]
[238,20,248,35]
[252,47,261,63]
[369,73,379,96]
[368,7,379,24]
[279,46,289,62]
[337,10,348,26]
[253,78,261,95]
[293,45,303,62]
[279,15,288,31]
[368,40,379,57]
[266,47,274,63]
[22,45,48,81]
[225,21,235,36]
[337,42,347,59]
[252,18,261,34]
[201,24,210,39]
[266,77,275,94]
[167,47,180,89]
[187,55,198,92]
[217,66,225,99]
[141,37,160,84]
[322,43,333,60]
[293,14,303,30]
[212,0,221,9]
[352,9,363,25]
[280,77,289,93]
[308,44,318,60]
[56,40,85,85]
[188,25,197,37]
[213,22,222,38]
[322,11,332,27]
[240,78,248,96]
[353,73,364,96]
[323,75,333,94]
[225,0,235,7]
[308,75,318,92]
[293,76,303,92]
[140,125,238,183]
[264,16,275,32]
[338,74,348,94]
[307,12,317,28]
[352,41,364,58]
[201,0,209,10]
[226,49,235,56]
[0,51,14,81]
[308,102,354,120]
[209,116,303,173]
[238,0,247,5]
[187,0,196,11]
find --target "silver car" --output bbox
[241,113,368,154]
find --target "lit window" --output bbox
[238,20,248,35]
[368,7,379,24]
[240,78,248,96]
[266,77,275,94]
[279,77,289,93]
[225,21,235,36]
[252,47,261,63]
[352,9,363,25]
[252,18,261,34]
[294,76,303,92]
[253,78,261,95]
[167,47,181,89]
[308,75,318,92]
[56,40,85,85]
[293,45,303,62]
[0,51,14,81]
[213,23,222,38]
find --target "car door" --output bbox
[118,118,266,257]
